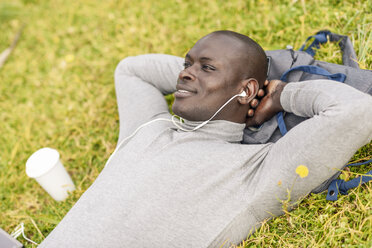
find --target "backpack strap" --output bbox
[299,30,330,57]
[280,65,346,84]
[276,112,287,136]
[277,65,346,136]
[326,159,372,201]
[300,30,359,68]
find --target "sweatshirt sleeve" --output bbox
[114,54,184,142]
[252,79,372,219]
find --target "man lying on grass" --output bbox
[39,31,372,247]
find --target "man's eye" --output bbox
[202,65,216,71]
[183,62,191,68]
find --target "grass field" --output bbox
[0,0,371,247]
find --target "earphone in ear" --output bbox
[238,91,247,97]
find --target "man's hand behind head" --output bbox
[246,80,286,127]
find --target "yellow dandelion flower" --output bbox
[277,180,282,186]
[65,54,75,63]
[296,165,309,178]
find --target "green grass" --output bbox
[0,0,371,247]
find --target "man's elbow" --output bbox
[114,56,137,79]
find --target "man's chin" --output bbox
[172,104,194,121]
[172,103,185,118]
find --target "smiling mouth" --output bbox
[174,89,196,98]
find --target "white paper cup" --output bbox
[26,147,75,201]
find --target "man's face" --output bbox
[172,34,247,121]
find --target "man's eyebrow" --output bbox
[199,57,213,62]
[185,54,214,62]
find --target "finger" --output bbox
[264,80,269,87]
[250,99,259,108]
[257,89,265,98]
[246,116,258,127]
[248,109,254,117]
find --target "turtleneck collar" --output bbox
[177,119,246,143]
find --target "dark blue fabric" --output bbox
[276,112,287,135]
[277,65,346,136]
[345,159,372,167]
[280,65,346,83]
[326,159,372,201]
[299,30,331,56]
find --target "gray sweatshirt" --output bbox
[39,54,372,248]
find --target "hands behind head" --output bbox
[246,80,286,127]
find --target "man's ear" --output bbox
[237,78,259,105]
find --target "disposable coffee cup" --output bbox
[26,147,75,201]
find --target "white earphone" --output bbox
[238,91,247,97]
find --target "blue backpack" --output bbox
[243,30,372,201]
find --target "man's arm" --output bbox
[249,80,372,218]
[114,54,183,142]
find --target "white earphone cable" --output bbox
[11,222,39,245]
[171,93,242,131]
[105,118,173,166]
[106,91,244,166]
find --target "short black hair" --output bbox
[210,30,268,87]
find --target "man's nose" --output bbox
[179,68,196,81]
